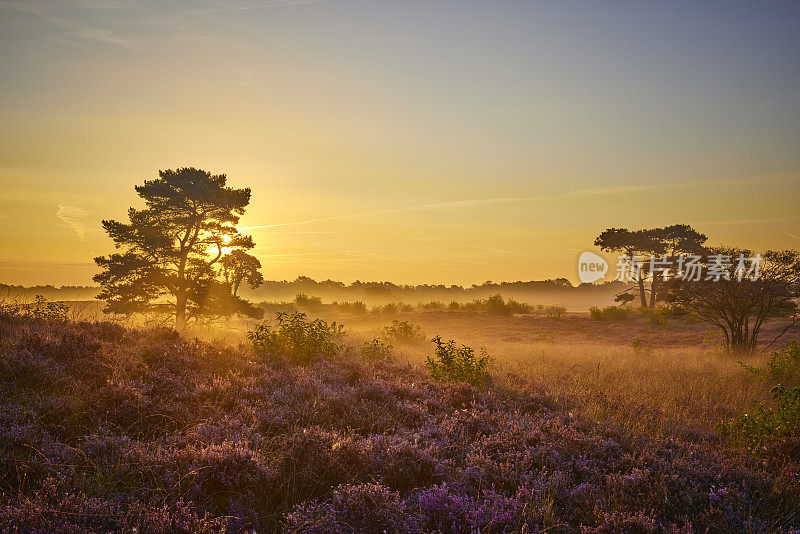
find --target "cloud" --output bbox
[56,205,89,239]
[239,173,800,232]
[1,0,144,50]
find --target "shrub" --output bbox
[545,305,566,320]
[426,336,491,386]
[0,300,20,318]
[767,341,800,387]
[719,385,800,447]
[417,301,445,311]
[447,301,461,311]
[485,294,512,316]
[589,305,631,322]
[248,311,344,365]
[360,338,393,361]
[640,306,670,326]
[294,293,323,308]
[26,295,70,320]
[261,300,296,314]
[505,297,532,315]
[484,294,532,316]
[333,300,368,314]
[382,320,426,344]
[373,302,414,314]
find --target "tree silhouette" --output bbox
[594,228,661,307]
[663,248,799,353]
[93,167,261,329]
[221,249,264,296]
[594,224,706,308]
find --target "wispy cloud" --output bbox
[1,0,144,49]
[240,174,796,231]
[786,231,800,241]
[56,205,89,240]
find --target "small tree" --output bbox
[664,248,800,353]
[594,225,707,308]
[94,167,262,329]
[594,228,662,307]
[221,250,264,296]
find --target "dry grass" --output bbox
[55,301,790,442]
[332,311,778,441]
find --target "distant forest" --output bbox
[1,277,626,310]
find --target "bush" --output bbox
[767,341,800,387]
[425,336,491,386]
[248,311,344,365]
[382,320,426,344]
[417,301,445,311]
[294,293,323,308]
[445,295,531,316]
[26,295,70,320]
[719,385,800,447]
[544,305,566,320]
[333,300,368,314]
[589,305,631,322]
[485,294,532,316]
[640,306,670,326]
[261,300,296,314]
[360,339,393,361]
[372,302,413,314]
[505,297,532,315]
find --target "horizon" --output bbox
[2,1,799,286]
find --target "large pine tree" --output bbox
[94,168,261,329]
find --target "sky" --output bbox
[1,0,799,286]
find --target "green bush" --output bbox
[360,338,393,360]
[426,336,491,386]
[545,305,566,320]
[719,385,800,447]
[589,305,631,322]
[767,341,800,387]
[382,320,426,344]
[248,311,344,365]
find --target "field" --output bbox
[1,305,798,532]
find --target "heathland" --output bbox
[1,296,799,532]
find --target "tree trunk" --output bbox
[637,275,647,308]
[649,277,658,308]
[175,292,187,330]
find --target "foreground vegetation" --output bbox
[1,313,799,532]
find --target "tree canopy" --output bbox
[594,224,707,307]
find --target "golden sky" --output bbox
[1,1,799,286]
